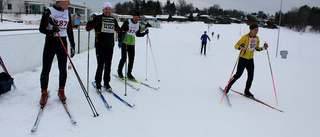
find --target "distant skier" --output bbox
[86,1,120,91]
[38,0,75,105]
[200,31,211,56]
[217,34,220,40]
[212,32,214,37]
[117,11,149,80]
[224,24,268,98]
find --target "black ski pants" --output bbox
[227,57,254,92]
[118,43,135,75]
[201,42,207,55]
[95,46,114,85]
[40,37,68,89]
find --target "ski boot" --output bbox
[104,83,112,93]
[39,89,48,105]
[127,73,136,80]
[118,70,124,79]
[58,87,67,102]
[244,90,254,99]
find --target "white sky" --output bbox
[72,0,320,15]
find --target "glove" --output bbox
[145,22,152,28]
[52,24,60,32]
[263,42,268,50]
[239,43,245,50]
[86,21,92,31]
[70,44,75,58]
[118,42,122,49]
[144,29,149,34]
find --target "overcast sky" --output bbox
[72,0,320,15]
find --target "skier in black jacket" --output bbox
[86,1,120,91]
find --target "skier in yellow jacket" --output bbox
[224,24,268,98]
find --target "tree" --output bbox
[1,0,11,22]
[176,0,193,16]
[164,0,176,15]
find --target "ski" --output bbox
[31,105,44,132]
[110,89,135,108]
[219,87,232,106]
[61,101,77,124]
[92,82,112,109]
[112,74,140,91]
[126,78,160,91]
[230,89,284,113]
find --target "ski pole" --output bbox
[124,35,128,96]
[220,47,243,104]
[145,35,148,81]
[87,30,90,93]
[0,56,16,89]
[56,31,99,117]
[265,44,279,106]
[147,34,160,82]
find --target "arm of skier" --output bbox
[39,9,52,36]
[114,18,121,34]
[255,38,263,51]
[235,36,247,50]
[136,26,147,37]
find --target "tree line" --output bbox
[114,0,320,33]
[276,5,320,32]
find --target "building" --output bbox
[1,0,90,21]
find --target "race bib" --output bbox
[102,17,114,33]
[247,38,257,51]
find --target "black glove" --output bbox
[123,25,129,32]
[263,42,268,50]
[70,44,75,58]
[144,29,149,35]
[239,43,245,50]
[145,22,152,28]
[86,21,92,31]
[52,24,60,32]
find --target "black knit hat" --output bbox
[250,24,258,30]
[133,11,140,17]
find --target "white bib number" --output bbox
[102,22,114,33]
[247,38,257,51]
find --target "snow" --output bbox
[1,18,320,137]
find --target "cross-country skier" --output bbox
[117,11,149,80]
[224,24,268,98]
[39,0,75,105]
[200,31,211,56]
[86,1,120,91]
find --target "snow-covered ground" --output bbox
[0,18,320,137]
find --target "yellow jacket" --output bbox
[234,33,263,59]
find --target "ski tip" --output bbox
[276,104,279,107]
[219,102,222,105]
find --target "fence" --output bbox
[0,28,95,75]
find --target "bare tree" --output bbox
[17,0,24,17]
[1,0,12,22]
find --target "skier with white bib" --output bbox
[224,24,268,98]
[117,11,149,80]
[39,0,75,105]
